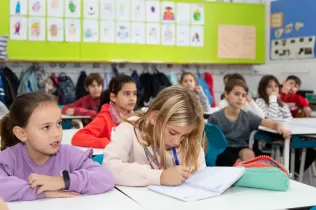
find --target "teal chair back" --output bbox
[92,154,104,165]
[204,123,227,166]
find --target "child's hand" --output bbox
[194,86,203,93]
[270,92,279,97]
[160,166,191,186]
[45,190,79,198]
[0,197,8,210]
[66,108,75,116]
[28,173,65,194]
[246,96,253,102]
[303,107,312,117]
[276,125,292,139]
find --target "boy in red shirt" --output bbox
[62,73,103,119]
[281,75,311,117]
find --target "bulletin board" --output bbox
[1,0,265,64]
[270,0,316,60]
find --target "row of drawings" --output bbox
[10,0,204,25]
[10,17,204,46]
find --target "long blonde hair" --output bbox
[131,86,204,172]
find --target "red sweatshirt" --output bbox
[280,93,309,117]
[71,104,118,148]
[61,95,100,118]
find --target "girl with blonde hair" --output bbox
[103,86,206,186]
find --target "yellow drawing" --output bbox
[31,23,40,36]
[295,22,304,31]
[285,23,293,34]
[275,28,283,38]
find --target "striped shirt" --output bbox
[256,97,292,120]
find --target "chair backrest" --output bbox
[92,154,104,165]
[204,123,228,166]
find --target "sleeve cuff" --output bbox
[68,174,80,192]
[269,95,277,103]
[147,169,163,186]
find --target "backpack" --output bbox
[76,71,87,99]
[152,67,172,97]
[197,71,213,105]
[58,72,76,105]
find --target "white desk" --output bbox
[62,129,104,155]
[117,181,316,210]
[7,189,142,210]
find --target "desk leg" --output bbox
[283,137,290,171]
[299,148,307,182]
[290,149,295,178]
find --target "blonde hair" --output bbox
[131,86,204,172]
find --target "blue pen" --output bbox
[172,147,179,165]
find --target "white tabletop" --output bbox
[7,189,142,210]
[62,129,104,155]
[62,115,91,119]
[116,181,316,210]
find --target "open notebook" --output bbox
[149,167,245,202]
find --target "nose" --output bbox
[172,137,181,146]
[53,125,62,139]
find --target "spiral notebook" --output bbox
[149,167,245,202]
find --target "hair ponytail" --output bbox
[98,89,111,112]
[0,114,20,151]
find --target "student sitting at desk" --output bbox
[256,75,292,120]
[62,73,103,121]
[218,73,265,119]
[208,79,291,166]
[0,92,114,202]
[72,75,137,148]
[103,86,206,186]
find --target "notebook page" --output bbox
[186,167,245,194]
[149,183,220,202]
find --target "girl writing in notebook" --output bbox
[208,79,291,166]
[72,75,137,148]
[0,92,114,202]
[256,75,292,120]
[103,86,206,186]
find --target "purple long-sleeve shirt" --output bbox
[0,143,114,202]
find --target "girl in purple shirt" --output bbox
[0,92,114,202]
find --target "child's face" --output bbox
[266,80,279,96]
[163,123,195,149]
[225,86,247,109]
[181,75,196,90]
[21,103,62,156]
[286,79,299,94]
[87,80,103,98]
[111,82,137,112]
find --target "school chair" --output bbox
[92,154,104,165]
[204,123,227,166]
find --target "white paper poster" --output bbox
[65,0,81,18]
[116,21,130,43]
[177,3,190,24]
[65,19,81,42]
[100,0,115,20]
[146,23,160,45]
[29,0,46,17]
[10,16,27,40]
[84,0,99,19]
[28,17,45,41]
[47,0,64,17]
[131,0,145,22]
[161,2,175,23]
[177,25,190,46]
[131,22,145,44]
[100,21,115,43]
[190,25,204,47]
[191,4,204,25]
[10,0,27,15]
[47,18,64,41]
[162,24,175,45]
[145,1,160,22]
[116,0,130,21]
[83,20,99,42]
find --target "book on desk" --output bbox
[149,167,245,202]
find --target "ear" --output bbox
[110,92,116,103]
[224,91,228,99]
[13,126,27,143]
[149,111,158,125]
